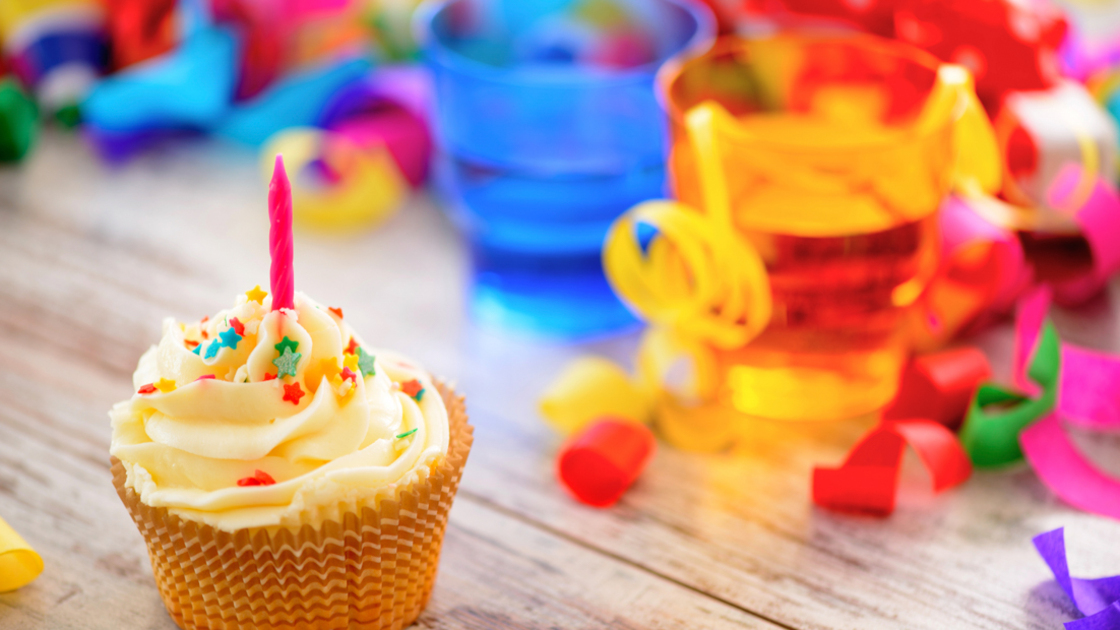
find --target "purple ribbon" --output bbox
[1034,528,1120,629]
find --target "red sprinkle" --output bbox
[229,317,245,336]
[195,375,216,382]
[283,382,305,404]
[137,384,158,395]
[200,316,209,324]
[345,337,359,355]
[200,329,209,340]
[263,373,277,381]
[184,339,200,349]
[400,379,423,399]
[328,307,343,319]
[237,470,276,487]
[340,367,357,383]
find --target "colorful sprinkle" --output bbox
[274,336,299,355]
[204,339,222,359]
[218,327,243,350]
[194,374,216,382]
[237,469,276,487]
[396,428,418,439]
[318,358,341,382]
[357,347,376,377]
[137,383,157,395]
[345,337,359,355]
[192,344,202,355]
[343,353,360,372]
[273,347,302,378]
[246,285,268,304]
[400,379,425,401]
[282,381,305,404]
[340,367,358,383]
[184,339,200,349]
[263,373,277,381]
[154,378,177,393]
[229,317,245,336]
[328,307,343,319]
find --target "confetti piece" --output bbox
[0,515,43,592]
[282,382,305,404]
[246,285,268,304]
[396,428,418,439]
[274,336,299,355]
[1033,528,1120,629]
[883,347,992,430]
[345,337,359,355]
[204,339,222,359]
[137,384,158,394]
[328,306,343,319]
[229,317,245,336]
[540,356,652,436]
[558,419,656,508]
[357,347,376,377]
[154,378,176,393]
[812,419,972,516]
[218,327,243,350]
[273,347,302,378]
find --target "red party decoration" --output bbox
[883,347,992,429]
[104,0,179,70]
[557,419,656,508]
[237,469,277,487]
[282,381,304,404]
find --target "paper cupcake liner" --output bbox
[112,382,473,630]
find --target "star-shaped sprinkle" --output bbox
[218,327,243,350]
[282,382,305,404]
[343,353,359,372]
[328,307,343,319]
[192,344,202,355]
[345,337,359,355]
[262,373,276,381]
[229,317,245,336]
[204,339,222,359]
[154,378,177,393]
[396,428,418,439]
[400,379,425,401]
[318,358,341,381]
[340,367,358,383]
[195,374,216,382]
[273,347,302,378]
[137,383,157,395]
[237,469,276,487]
[246,285,268,304]
[184,339,199,350]
[357,347,376,377]
[274,336,299,355]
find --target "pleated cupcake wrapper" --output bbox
[112,382,473,630]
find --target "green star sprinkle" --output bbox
[357,347,376,377]
[274,336,299,355]
[272,347,302,378]
[396,428,418,439]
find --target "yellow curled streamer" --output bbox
[603,200,772,350]
[261,127,409,231]
[0,515,43,592]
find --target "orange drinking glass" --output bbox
[606,33,993,426]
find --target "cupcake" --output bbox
[109,157,472,630]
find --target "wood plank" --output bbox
[2,131,1119,629]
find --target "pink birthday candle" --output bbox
[269,155,295,311]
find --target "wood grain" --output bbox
[1,131,1118,630]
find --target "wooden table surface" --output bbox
[2,130,1120,630]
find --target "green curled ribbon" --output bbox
[959,321,1061,467]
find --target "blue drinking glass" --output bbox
[417,0,714,338]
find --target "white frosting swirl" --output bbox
[110,291,450,531]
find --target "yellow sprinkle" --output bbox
[343,354,359,372]
[245,285,268,304]
[154,378,177,393]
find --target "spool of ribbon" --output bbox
[0,515,43,592]
[557,418,656,508]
